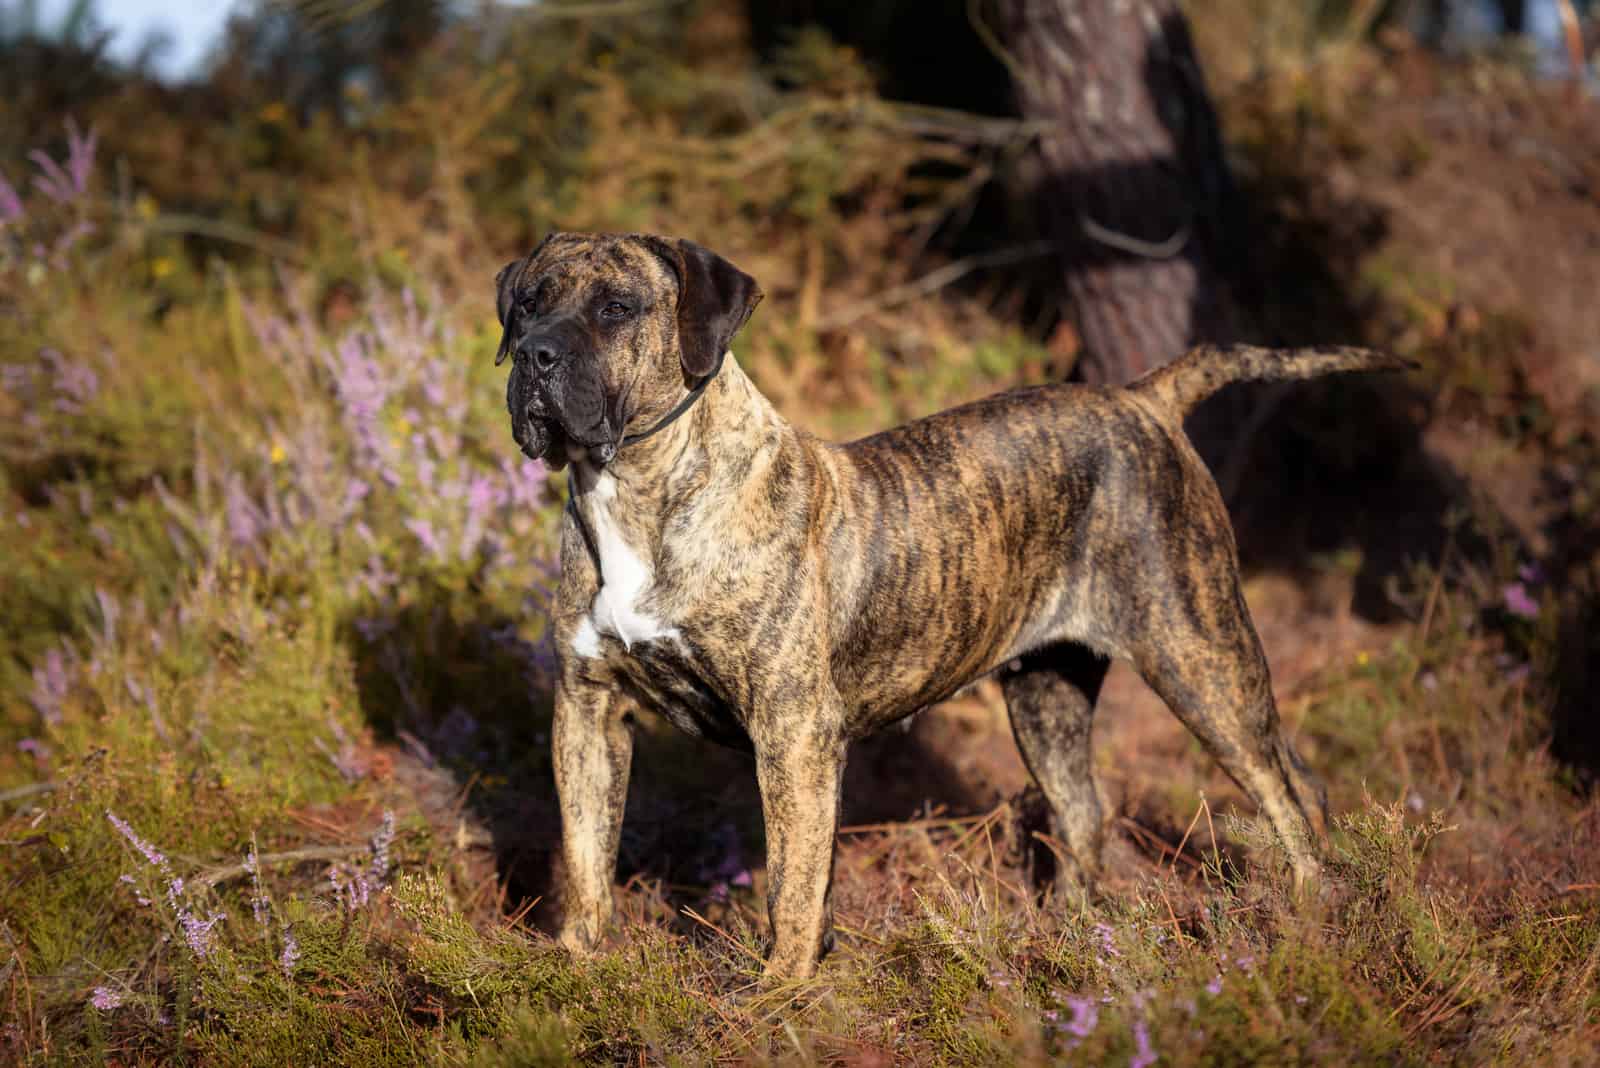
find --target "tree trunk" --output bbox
[994,0,1242,385]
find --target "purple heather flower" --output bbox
[325,740,369,783]
[119,873,153,907]
[17,737,50,759]
[358,555,396,598]
[246,844,269,931]
[1095,921,1121,960]
[182,911,223,960]
[1517,563,1544,585]
[94,588,119,646]
[1063,995,1099,1039]
[29,148,75,202]
[39,349,99,414]
[501,457,549,512]
[51,219,93,262]
[405,518,442,558]
[90,986,123,1011]
[65,119,97,196]
[353,616,392,642]
[329,864,373,911]
[280,928,300,978]
[225,479,265,546]
[1234,954,1256,973]
[460,475,499,559]
[29,647,71,724]
[412,436,436,492]
[1205,974,1223,996]
[103,816,225,963]
[368,810,396,886]
[1130,1018,1157,1068]
[1502,583,1539,620]
[344,478,371,513]
[0,169,22,223]
[107,811,168,869]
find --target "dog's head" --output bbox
[495,233,762,470]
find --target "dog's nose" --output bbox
[532,343,560,373]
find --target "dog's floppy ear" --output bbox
[494,259,521,366]
[644,237,763,378]
[494,234,557,366]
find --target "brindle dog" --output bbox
[495,232,1410,980]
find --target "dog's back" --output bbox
[817,344,1409,736]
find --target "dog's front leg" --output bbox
[753,710,847,981]
[553,671,636,954]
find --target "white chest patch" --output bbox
[571,471,680,657]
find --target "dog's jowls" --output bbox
[493,231,1412,980]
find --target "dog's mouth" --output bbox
[516,422,618,469]
[508,355,632,471]
[513,403,621,471]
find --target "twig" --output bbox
[1079,212,1191,259]
[197,845,367,887]
[834,921,886,947]
[1157,884,1186,944]
[144,214,305,263]
[945,801,1013,855]
[681,906,763,963]
[884,105,1046,147]
[1118,816,1204,871]
[1202,793,1222,880]
[1171,798,1206,873]
[504,896,543,931]
[530,0,687,18]
[838,807,979,836]
[0,782,56,806]
[818,242,1055,332]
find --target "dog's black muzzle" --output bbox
[506,317,618,465]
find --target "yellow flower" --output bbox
[134,193,159,220]
[259,102,288,124]
[269,441,287,465]
[151,257,175,279]
[1356,651,1370,667]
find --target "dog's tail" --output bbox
[1130,343,1415,422]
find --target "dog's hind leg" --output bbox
[1131,593,1328,889]
[1002,642,1111,900]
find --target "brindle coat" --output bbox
[494,232,1410,980]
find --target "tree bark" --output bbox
[993,0,1242,385]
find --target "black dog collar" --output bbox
[618,348,727,450]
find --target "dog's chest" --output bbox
[570,472,681,657]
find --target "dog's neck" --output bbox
[567,353,792,547]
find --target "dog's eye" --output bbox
[601,301,631,321]
[519,298,539,319]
